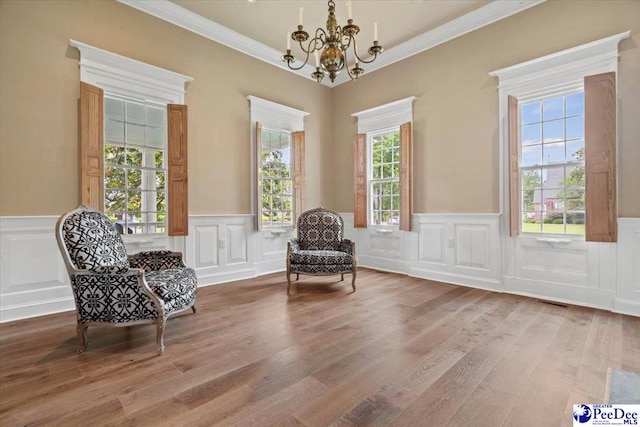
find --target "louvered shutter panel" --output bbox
[255,123,263,231]
[585,72,617,242]
[80,82,104,211]
[167,104,189,236]
[508,95,520,237]
[292,131,305,225]
[399,122,412,231]
[354,133,367,228]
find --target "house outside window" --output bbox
[260,127,293,227]
[369,128,400,226]
[104,95,167,234]
[247,95,309,231]
[520,91,585,234]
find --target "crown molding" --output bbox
[118,0,545,88]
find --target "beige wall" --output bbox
[0,0,333,216]
[331,0,640,217]
[1,0,638,218]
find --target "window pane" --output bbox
[105,166,125,189]
[127,123,145,146]
[542,142,564,164]
[542,211,565,233]
[156,192,166,212]
[126,148,143,166]
[127,168,142,189]
[147,106,164,127]
[105,145,125,165]
[126,102,146,124]
[521,101,541,125]
[565,165,585,187]
[155,171,165,190]
[105,119,124,143]
[393,163,399,178]
[543,119,564,143]
[382,164,392,178]
[564,188,585,210]
[566,116,584,140]
[147,127,163,149]
[543,97,563,121]
[522,145,541,167]
[522,124,541,145]
[566,92,584,117]
[522,169,542,190]
[105,98,125,121]
[127,190,142,212]
[567,140,584,162]
[542,167,564,189]
[105,190,126,213]
[391,194,399,210]
[522,188,540,211]
[154,150,164,168]
[383,148,393,163]
[392,181,399,194]
[373,165,381,179]
[522,212,541,233]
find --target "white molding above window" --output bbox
[246,95,309,131]
[489,31,629,99]
[69,39,193,104]
[352,96,417,134]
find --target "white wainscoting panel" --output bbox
[418,223,446,264]
[614,218,640,316]
[0,217,74,323]
[187,215,256,286]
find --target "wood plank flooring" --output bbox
[1,268,638,426]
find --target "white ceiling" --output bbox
[118,0,545,86]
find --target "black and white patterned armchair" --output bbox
[286,207,356,294]
[55,206,197,354]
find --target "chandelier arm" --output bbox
[351,37,379,64]
[344,46,358,81]
[285,51,312,71]
[299,28,327,54]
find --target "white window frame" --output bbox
[70,40,193,241]
[368,126,401,227]
[352,96,416,229]
[489,31,629,239]
[260,126,294,228]
[247,96,309,230]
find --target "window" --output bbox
[103,95,167,234]
[520,91,585,234]
[72,40,192,237]
[352,97,415,230]
[491,32,627,241]
[247,96,308,231]
[369,128,400,226]
[260,127,293,227]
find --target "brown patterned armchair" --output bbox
[286,207,356,294]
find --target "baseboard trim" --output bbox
[0,297,76,324]
[612,298,640,317]
[409,266,503,292]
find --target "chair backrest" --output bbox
[297,207,344,251]
[56,206,130,273]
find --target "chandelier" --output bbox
[282,0,384,83]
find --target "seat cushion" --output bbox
[290,250,352,265]
[145,268,197,313]
[289,264,354,275]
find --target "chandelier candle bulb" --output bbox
[347,1,352,20]
[315,51,319,67]
[287,32,291,50]
[374,22,378,41]
[299,7,303,26]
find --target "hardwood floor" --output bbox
[1,268,638,426]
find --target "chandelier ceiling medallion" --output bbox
[282,0,384,83]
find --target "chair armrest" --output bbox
[88,265,130,274]
[128,250,187,271]
[337,239,355,255]
[288,238,301,253]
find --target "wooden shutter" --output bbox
[292,131,305,225]
[354,133,367,228]
[508,95,520,237]
[255,123,263,231]
[585,72,617,242]
[399,122,412,231]
[80,82,104,211]
[167,104,188,236]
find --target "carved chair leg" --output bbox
[156,315,167,355]
[296,273,299,281]
[351,270,357,293]
[76,323,88,353]
[341,273,344,281]
[287,270,292,295]
[191,305,197,314]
